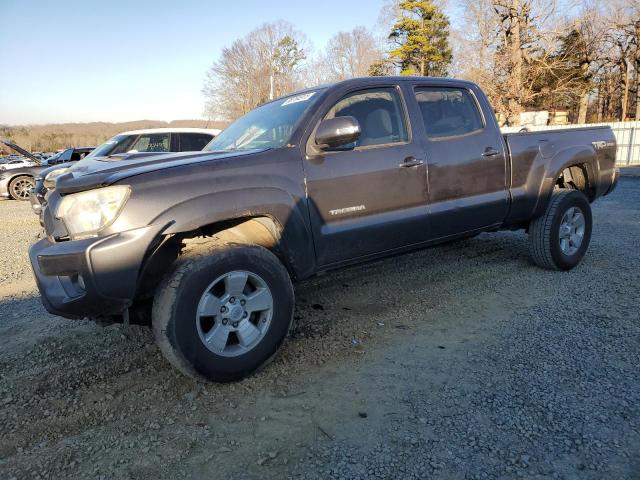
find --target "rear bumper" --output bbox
[29,224,165,319]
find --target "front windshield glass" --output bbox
[85,135,132,158]
[205,89,324,152]
[46,152,61,163]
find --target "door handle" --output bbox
[399,156,424,168]
[482,147,500,157]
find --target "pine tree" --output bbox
[388,0,452,76]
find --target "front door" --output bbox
[304,86,429,266]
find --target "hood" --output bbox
[56,148,267,194]
[0,164,45,176]
[0,139,41,164]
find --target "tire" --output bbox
[152,240,294,382]
[529,189,592,270]
[8,175,35,201]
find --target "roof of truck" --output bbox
[117,128,221,136]
[271,76,479,103]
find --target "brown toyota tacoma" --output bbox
[29,77,619,382]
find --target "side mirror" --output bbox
[315,116,361,149]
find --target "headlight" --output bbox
[44,167,70,188]
[56,185,130,239]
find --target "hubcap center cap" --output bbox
[228,305,244,322]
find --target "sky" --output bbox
[0,0,386,125]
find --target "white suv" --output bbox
[85,128,221,159]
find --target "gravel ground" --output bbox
[0,180,638,480]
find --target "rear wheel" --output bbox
[152,240,294,382]
[8,175,35,201]
[529,189,592,270]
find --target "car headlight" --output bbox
[44,167,70,188]
[56,185,130,239]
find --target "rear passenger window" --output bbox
[324,87,408,149]
[179,133,212,151]
[415,87,483,138]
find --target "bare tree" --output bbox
[566,5,610,123]
[608,0,640,120]
[325,27,383,80]
[203,21,308,121]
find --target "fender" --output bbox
[531,145,597,219]
[150,186,316,279]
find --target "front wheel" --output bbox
[8,175,35,201]
[152,241,294,382]
[529,189,592,270]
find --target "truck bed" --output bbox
[503,126,617,225]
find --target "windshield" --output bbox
[205,90,323,152]
[44,151,64,164]
[86,135,131,158]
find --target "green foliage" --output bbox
[388,0,452,76]
[368,59,393,76]
[273,36,306,79]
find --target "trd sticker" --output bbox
[592,141,615,149]
[329,205,366,216]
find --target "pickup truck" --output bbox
[29,77,619,382]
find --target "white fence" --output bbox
[503,121,640,166]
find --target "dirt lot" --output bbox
[0,180,639,480]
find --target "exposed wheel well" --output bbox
[8,173,35,185]
[555,164,594,201]
[134,216,287,311]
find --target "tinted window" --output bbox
[180,133,212,151]
[70,150,90,161]
[415,87,483,138]
[324,87,408,148]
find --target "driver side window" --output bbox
[323,87,408,149]
[129,134,170,153]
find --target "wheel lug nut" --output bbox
[229,297,236,304]
[243,312,248,318]
[232,321,239,328]
[220,306,227,313]
[222,319,228,325]
[240,299,246,306]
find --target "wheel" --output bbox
[152,240,294,382]
[529,189,592,270]
[8,175,35,201]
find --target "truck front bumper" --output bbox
[29,224,165,319]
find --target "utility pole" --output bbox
[269,73,274,101]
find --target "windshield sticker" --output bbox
[281,92,315,106]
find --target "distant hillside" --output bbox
[0,119,229,154]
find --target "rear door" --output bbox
[412,84,508,239]
[304,85,429,266]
